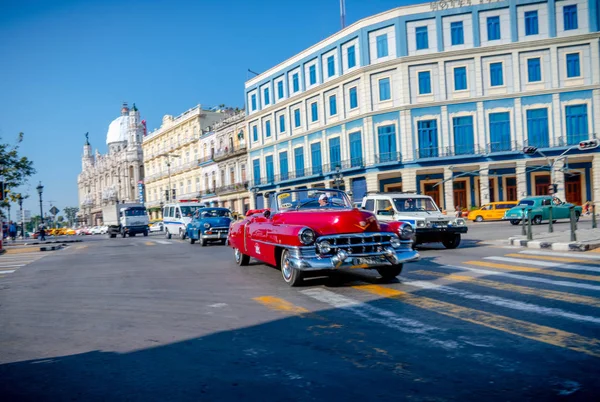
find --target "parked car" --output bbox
[90,226,103,235]
[98,226,108,235]
[65,228,77,236]
[228,189,419,286]
[467,201,519,222]
[149,222,164,232]
[186,208,232,246]
[503,196,582,225]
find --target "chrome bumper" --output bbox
[201,232,228,240]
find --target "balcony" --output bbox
[198,154,214,165]
[213,142,247,162]
[375,152,402,164]
[215,182,249,195]
[487,141,519,154]
[557,133,597,147]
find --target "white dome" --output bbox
[106,115,129,145]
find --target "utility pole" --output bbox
[340,0,346,29]
[161,153,180,202]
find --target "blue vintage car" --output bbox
[186,207,232,246]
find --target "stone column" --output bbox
[443,168,454,214]
[402,168,417,193]
[479,164,490,206]
[366,172,379,194]
[553,158,566,201]
[516,161,527,199]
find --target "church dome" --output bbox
[106,115,129,145]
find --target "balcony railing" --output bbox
[557,133,597,147]
[198,154,214,165]
[487,140,519,153]
[213,142,247,162]
[215,182,249,195]
[375,152,402,164]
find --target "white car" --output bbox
[90,226,103,235]
[98,226,108,234]
[149,222,164,232]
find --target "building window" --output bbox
[277,81,284,99]
[416,26,429,50]
[294,109,301,128]
[265,155,274,184]
[294,147,305,177]
[329,137,341,169]
[279,152,288,181]
[489,112,511,152]
[454,67,467,91]
[327,55,335,77]
[252,125,258,142]
[241,164,246,182]
[292,73,299,92]
[329,95,337,116]
[311,143,322,175]
[347,45,356,68]
[349,132,363,167]
[565,104,588,145]
[349,87,358,109]
[526,108,549,148]
[452,116,474,155]
[264,87,270,105]
[417,120,438,158]
[418,71,432,95]
[450,21,464,45]
[279,115,286,132]
[265,121,271,138]
[527,58,541,82]
[310,102,318,122]
[309,65,317,85]
[376,34,388,58]
[563,5,578,30]
[487,16,501,40]
[252,159,261,185]
[524,10,539,35]
[377,125,397,162]
[566,53,581,77]
[251,94,257,111]
[490,62,504,86]
[378,78,391,101]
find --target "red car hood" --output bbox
[272,209,381,235]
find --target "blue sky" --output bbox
[0,0,416,217]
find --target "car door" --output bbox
[552,197,570,219]
[245,213,277,265]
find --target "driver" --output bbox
[318,193,329,207]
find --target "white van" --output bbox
[162,201,207,239]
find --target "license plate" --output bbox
[353,257,381,266]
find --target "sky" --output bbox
[0,0,418,217]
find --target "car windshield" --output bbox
[181,206,202,217]
[123,208,146,216]
[275,189,352,211]
[198,209,230,218]
[518,200,535,206]
[393,197,439,212]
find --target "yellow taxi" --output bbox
[65,228,77,236]
[467,201,519,222]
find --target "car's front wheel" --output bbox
[475,216,483,222]
[165,229,172,239]
[442,234,461,249]
[179,229,186,240]
[188,236,196,245]
[281,249,303,286]
[510,219,521,226]
[234,247,250,266]
[377,265,403,282]
[532,215,543,225]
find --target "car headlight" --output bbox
[298,227,315,245]
[389,236,402,248]
[317,240,331,254]
[453,218,465,226]
[204,223,211,229]
[416,220,426,228]
[398,223,414,240]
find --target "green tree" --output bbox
[1,133,36,215]
[63,206,79,227]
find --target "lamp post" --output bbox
[36,182,44,225]
[334,165,343,190]
[161,153,180,201]
[17,194,23,239]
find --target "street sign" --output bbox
[50,206,60,216]
[22,210,31,223]
[138,183,145,203]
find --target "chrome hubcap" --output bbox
[282,252,292,281]
[235,248,241,262]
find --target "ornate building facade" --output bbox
[77,103,145,225]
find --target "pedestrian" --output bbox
[455,206,461,218]
[9,221,17,242]
[583,201,591,215]
[39,224,46,241]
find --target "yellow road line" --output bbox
[353,284,600,358]
[466,260,600,282]
[145,241,155,246]
[413,270,600,308]
[253,296,310,315]
[505,253,600,265]
[5,247,41,254]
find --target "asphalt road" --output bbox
[1,227,599,401]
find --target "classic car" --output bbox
[228,188,419,286]
[502,196,582,225]
[467,201,519,222]
[186,207,232,246]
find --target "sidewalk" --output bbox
[509,227,600,252]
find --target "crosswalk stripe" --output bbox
[466,260,600,282]
[486,256,600,274]
[0,264,26,268]
[0,270,16,274]
[404,279,600,325]
[153,240,171,245]
[413,270,600,308]
[521,250,600,260]
[447,265,600,291]
[253,296,310,315]
[352,284,600,358]
[506,253,600,265]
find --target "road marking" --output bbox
[466,261,600,282]
[486,256,600,274]
[521,250,600,260]
[447,265,600,292]
[506,253,600,265]
[0,264,26,268]
[253,296,309,315]
[153,240,171,245]
[0,270,16,274]
[404,279,600,325]
[353,284,600,358]
[208,303,228,308]
[413,270,600,308]
[145,241,155,246]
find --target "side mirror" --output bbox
[377,210,394,216]
[263,210,271,219]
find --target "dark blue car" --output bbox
[186,207,232,246]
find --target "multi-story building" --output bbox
[245,0,600,213]
[142,105,227,220]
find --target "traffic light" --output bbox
[548,183,558,195]
[578,139,599,150]
[165,190,170,201]
[522,146,538,155]
[172,189,176,200]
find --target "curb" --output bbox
[40,245,63,252]
[508,237,594,252]
[4,239,83,247]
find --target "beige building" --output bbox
[142,105,228,220]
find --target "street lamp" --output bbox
[17,194,23,239]
[334,165,343,190]
[36,182,44,225]
[161,153,180,201]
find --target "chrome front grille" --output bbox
[317,232,396,257]
[209,226,229,234]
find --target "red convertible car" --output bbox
[228,189,419,286]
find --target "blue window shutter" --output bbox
[452,116,474,155]
[329,95,337,115]
[489,112,511,152]
[349,87,358,109]
[279,152,288,180]
[526,108,549,148]
[563,5,578,30]
[265,121,271,138]
[450,21,464,45]
[347,45,356,68]
[349,132,363,167]
[311,102,318,122]
[379,78,391,101]
[377,125,397,162]
[264,88,269,105]
[416,26,429,50]
[294,109,301,127]
[565,104,588,145]
[253,159,261,185]
[251,94,256,111]
[311,143,322,175]
[309,65,316,85]
[527,58,541,82]
[294,147,305,177]
[454,67,467,91]
[490,62,503,86]
[252,126,258,142]
[265,156,274,183]
[279,115,285,132]
[376,34,388,57]
[277,81,284,99]
[292,73,299,92]
[418,71,431,94]
[327,56,335,77]
[487,16,500,40]
[524,11,539,35]
[566,53,581,77]
[417,120,438,158]
[329,137,341,169]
